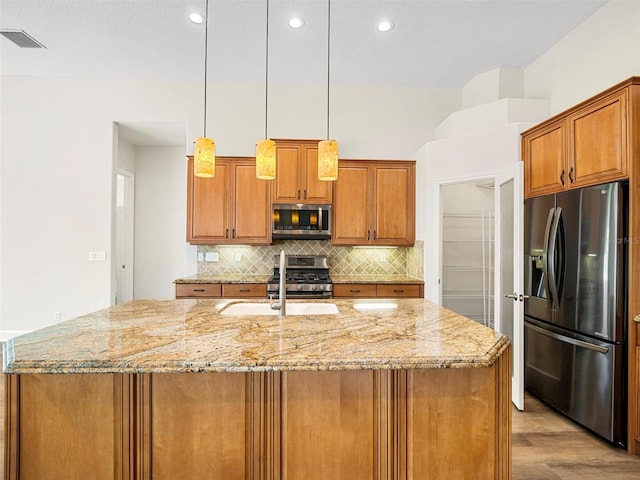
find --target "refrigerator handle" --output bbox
[547,207,562,308]
[542,207,555,307]
[525,322,609,354]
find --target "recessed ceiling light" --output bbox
[377,20,394,32]
[289,17,304,29]
[189,12,204,24]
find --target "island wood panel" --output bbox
[274,370,390,480]
[5,373,132,480]
[139,372,263,480]
[637,347,640,443]
[405,345,511,480]
[568,90,628,188]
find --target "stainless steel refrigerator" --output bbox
[524,181,627,446]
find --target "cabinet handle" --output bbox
[304,189,307,199]
[350,289,361,293]
[560,169,565,186]
[297,190,301,200]
[225,228,229,238]
[232,229,236,238]
[393,289,404,293]
[367,231,371,240]
[193,289,205,292]
[569,167,574,183]
[373,230,377,240]
[239,289,250,293]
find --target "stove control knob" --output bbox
[312,285,318,291]
[297,284,303,291]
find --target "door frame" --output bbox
[115,169,135,304]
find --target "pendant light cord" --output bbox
[326,0,331,140]
[203,0,209,138]
[265,0,270,139]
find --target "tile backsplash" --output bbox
[197,240,424,278]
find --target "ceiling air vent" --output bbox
[0,29,46,49]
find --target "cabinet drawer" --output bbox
[333,284,377,297]
[222,283,267,298]
[175,283,222,298]
[377,284,421,298]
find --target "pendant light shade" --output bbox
[256,0,275,180]
[194,0,215,178]
[319,0,338,182]
[194,137,215,178]
[256,139,276,179]
[318,139,338,181]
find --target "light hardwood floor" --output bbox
[1,378,639,478]
[513,393,640,479]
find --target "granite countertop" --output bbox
[174,274,271,284]
[3,299,508,375]
[174,275,423,285]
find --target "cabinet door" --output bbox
[523,119,567,198]
[273,144,303,203]
[231,160,271,244]
[332,162,371,245]
[372,164,415,246]
[187,158,230,244]
[333,284,377,297]
[568,90,628,188]
[302,143,333,203]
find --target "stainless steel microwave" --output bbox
[272,204,331,240]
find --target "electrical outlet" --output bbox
[379,253,387,263]
[54,311,61,322]
[89,251,107,262]
[197,252,204,262]
[235,253,242,262]
[205,252,219,262]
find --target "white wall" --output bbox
[416,123,533,302]
[133,146,189,300]
[0,75,458,337]
[525,0,640,114]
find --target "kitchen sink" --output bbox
[220,302,339,316]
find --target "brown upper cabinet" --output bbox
[332,160,415,246]
[186,157,271,245]
[523,84,630,198]
[272,139,332,204]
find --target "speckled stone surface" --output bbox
[174,275,423,285]
[2,299,509,375]
[331,275,423,284]
[174,274,271,284]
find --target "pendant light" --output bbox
[194,0,215,178]
[318,0,338,182]
[256,0,276,180]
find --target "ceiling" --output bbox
[1,0,607,89]
[1,0,607,146]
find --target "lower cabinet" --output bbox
[175,283,266,299]
[5,351,511,479]
[333,283,423,298]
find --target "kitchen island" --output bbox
[3,298,511,479]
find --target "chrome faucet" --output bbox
[270,249,286,317]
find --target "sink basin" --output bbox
[221,302,339,316]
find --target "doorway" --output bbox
[439,178,495,327]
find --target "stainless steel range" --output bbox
[267,255,332,299]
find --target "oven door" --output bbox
[524,316,625,444]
